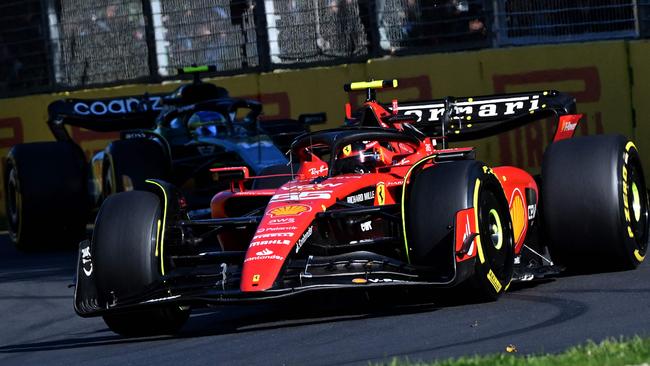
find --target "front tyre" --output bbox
[93,190,188,336]
[103,307,190,337]
[470,175,515,301]
[407,160,514,301]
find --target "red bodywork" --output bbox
[210,98,584,293]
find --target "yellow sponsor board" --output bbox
[0,40,647,218]
[365,41,634,173]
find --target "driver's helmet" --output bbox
[188,110,227,137]
[334,141,380,174]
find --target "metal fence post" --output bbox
[491,0,506,47]
[639,0,650,37]
[40,0,56,91]
[361,0,381,58]
[141,0,160,82]
[254,0,271,72]
[483,0,497,48]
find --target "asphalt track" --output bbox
[0,234,649,366]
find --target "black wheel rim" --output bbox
[477,185,513,280]
[626,154,648,255]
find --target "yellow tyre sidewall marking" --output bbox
[634,249,645,262]
[624,141,645,261]
[400,156,435,264]
[473,178,485,264]
[146,180,168,275]
[154,219,162,257]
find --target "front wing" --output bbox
[74,229,475,317]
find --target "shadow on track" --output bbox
[343,293,590,366]
[0,287,441,354]
[0,242,77,282]
[0,276,607,355]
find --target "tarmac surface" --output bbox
[1,234,649,366]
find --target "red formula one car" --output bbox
[75,80,649,337]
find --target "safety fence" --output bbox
[2,0,650,97]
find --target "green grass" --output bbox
[382,336,650,366]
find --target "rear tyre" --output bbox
[542,134,649,270]
[4,142,89,250]
[408,160,514,301]
[93,190,188,336]
[103,139,169,198]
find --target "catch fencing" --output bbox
[1,0,649,97]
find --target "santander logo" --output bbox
[256,248,273,256]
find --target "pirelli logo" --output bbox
[487,269,502,293]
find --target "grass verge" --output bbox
[383,336,650,366]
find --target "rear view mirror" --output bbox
[210,166,250,191]
[299,113,327,125]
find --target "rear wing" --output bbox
[387,90,577,141]
[343,79,577,143]
[47,94,165,141]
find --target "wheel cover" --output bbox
[631,182,641,222]
[477,186,513,280]
[488,208,503,250]
[626,157,648,253]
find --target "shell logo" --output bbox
[510,192,526,243]
[268,204,311,217]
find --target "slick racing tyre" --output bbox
[542,134,649,270]
[103,139,169,198]
[93,190,189,336]
[102,307,190,337]
[408,160,515,301]
[4,142,89,250]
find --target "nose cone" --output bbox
[240,203,315,292]
[240,246,289,291]
[240,181,344,292]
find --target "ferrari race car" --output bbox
[4,66,324,250]
[74,80,649,337]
